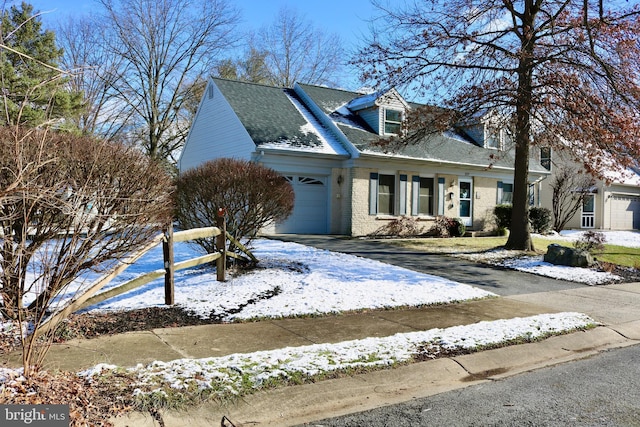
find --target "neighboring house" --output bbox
[179,78,550,236]
[539,149,640,230]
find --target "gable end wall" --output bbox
[179,81,256,172]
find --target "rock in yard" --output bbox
[544,244,595,267]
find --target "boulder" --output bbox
[544,244,595,267]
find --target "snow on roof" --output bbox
[260,91,349,155]
[604,167,640,186]
[346,91,383,111]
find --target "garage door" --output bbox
[610,195,640,230]
[275,175,328,234]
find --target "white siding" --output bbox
[178,80,256,172]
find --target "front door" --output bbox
[581,194,595,228]
[459,178,473,227]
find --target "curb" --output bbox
[111,325,639,427]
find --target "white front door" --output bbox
[459,178,473,227]
[581,194,595,228]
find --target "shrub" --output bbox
[493,204,512,230]
[370,216,422,237]
[449,217,466,237]
[574,230,606,254]
[529,207,552,233]
[429,216,465,237]
[174,158,294,252]
[0,126,173,375]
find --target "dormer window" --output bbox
[485,127,503,150]
[540,147,551,170]
[384,109,402,135]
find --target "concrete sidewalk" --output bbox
[112,283,640,427]
[12,283,636,427]
[110,283,640,427]
[3,235,639,426]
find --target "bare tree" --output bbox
[0,127,173,375]
[354,0,640,250]
[550,164,595,232]
[97,0,239,162]
[55,14,132,140]
[254,6,345,87]
[215,46,272,84]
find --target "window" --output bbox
[485,128,501,149]
[378,174,395,214]
[415,177,434,215]
[540,147,551,170]
[384,109,402,134]
[528,184,535,206]
[498,181,513,204]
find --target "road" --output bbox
[305,344,640,426]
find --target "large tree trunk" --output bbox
[505,0,536,251]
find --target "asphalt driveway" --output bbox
[270,234,586,296]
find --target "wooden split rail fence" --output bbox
[80,215,256,310]
[38,211,257,336]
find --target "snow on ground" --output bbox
[3,231,636,396]
[83,238,495,320]
[456,230,639,285]
[80,312,595,399]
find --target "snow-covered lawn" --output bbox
[457,230,640,286]
[81,313,594,401]
[75,231,637,400]
[84,238,494,320]
[3,230,637,403]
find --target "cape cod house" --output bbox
[179,78,552,236]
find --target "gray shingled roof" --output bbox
[213,78,324,149]
[214,78,547,174]
[297,83,548,173]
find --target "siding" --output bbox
[178,81,256,171]
[358,108,380,134]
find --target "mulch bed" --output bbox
[54,306,219,342]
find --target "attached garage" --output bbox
[275,175,328,234]
[610,195,640,230]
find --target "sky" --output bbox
[27,0,380,89]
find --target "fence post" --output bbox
[216,208,226,281]
[163,225,175,305]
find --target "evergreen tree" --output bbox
[0,2,82,126]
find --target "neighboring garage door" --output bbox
[275,175,328,234]
[610,195,640,230]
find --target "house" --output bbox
[179,78,551,236]
[538,148,640,230]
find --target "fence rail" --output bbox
[38,213,255,336]
[80,223,255,309]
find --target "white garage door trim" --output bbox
[610,195,640,230]
[275,175,328,234]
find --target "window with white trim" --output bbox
[384,109,402,135]
[485,127,503,150]
[540,147,551,171]
[497,181,513,204]
[412,176,434,215]
[378,174,395,214]
[369,173,396,215]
